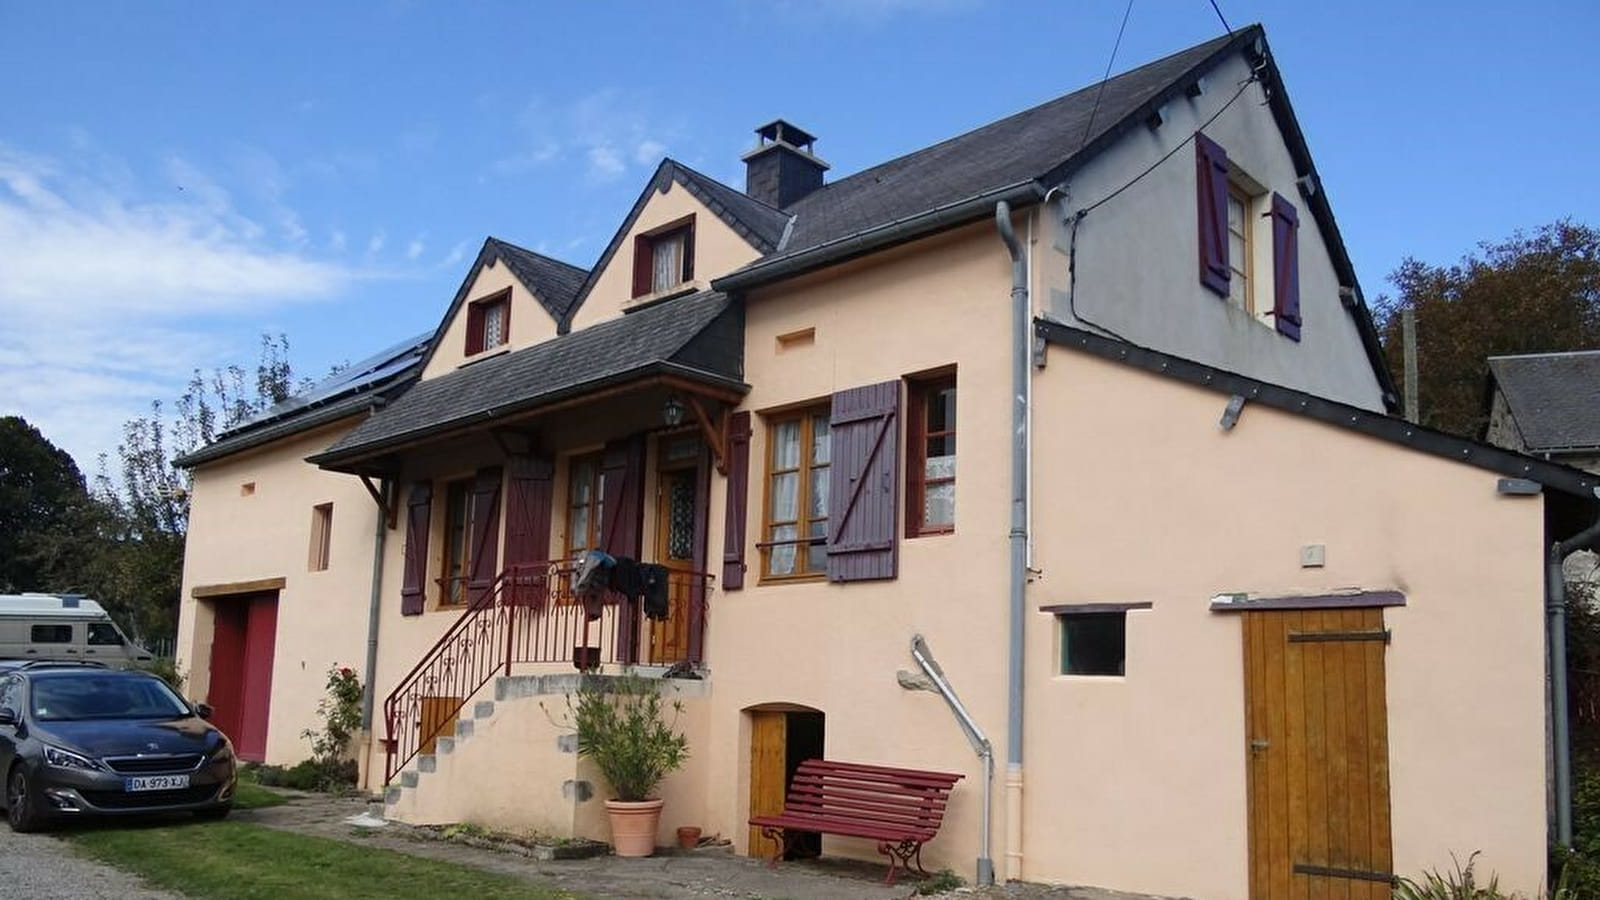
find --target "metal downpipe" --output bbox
[360,479,390,788]
[910,635,995,885]
[1551,488,1600,847]
[995,200,1029,881]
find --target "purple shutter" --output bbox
[504,454,553,568]
[599,436,645,558]
[1196,133,1231,297]
[681,217,696,282]
[465,303,486,355]
[466,467,503,609]
[1270,192,1302,341]
[721,412,752,590]
[827,381,900,582]
[400,481,432,616]
[632,235,653,297]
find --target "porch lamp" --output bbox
[662,394,687,427]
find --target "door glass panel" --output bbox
[667,474,695,561]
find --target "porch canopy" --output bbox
[307,290,746,477]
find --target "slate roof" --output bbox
[310,291,744,469]
[489,237,589,323]
[1489,351,1600,452]
[175,331,430,468]
[671,161,790,253]
[770,31,1238,260]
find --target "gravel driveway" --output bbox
[0,829,179,900]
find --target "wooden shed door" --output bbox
[1243,608,1393,899]
[206,591,279,762]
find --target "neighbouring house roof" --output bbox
[174,331,430,469]
[309,291,746,471]
[1035,317,1600,501]
[708,25,1399,412]
[1488,351,1600,454]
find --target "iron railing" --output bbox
[381,559,711,784]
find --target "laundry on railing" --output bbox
[574,549,615,620]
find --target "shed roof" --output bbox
[1488,351,1600,453]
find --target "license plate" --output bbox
[126,774,189,792]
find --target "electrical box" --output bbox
[1300,544,1326,568]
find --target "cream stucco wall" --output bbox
[176,420,382,765]
[566,179,765,332]
[1026,344,1548,898]
[420,258,563,380]
[1041,51,1387,411]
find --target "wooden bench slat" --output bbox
[785,786,950,813]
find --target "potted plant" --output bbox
[569,672,689,857]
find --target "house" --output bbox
[175,26,1600,899]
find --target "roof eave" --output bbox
[713,180,1045,293]
[1036,317,1600,500]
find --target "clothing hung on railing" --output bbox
[575,549,615,620]
[642,564,670,620]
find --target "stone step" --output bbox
[399,770,418,788]
[418,754,437,773]
[436,736,455,755]
[474,700,495,719]
[384,785,403,805]
[455,719,474,739]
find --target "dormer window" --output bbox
[632,215,695,298]
[465,289,510,356]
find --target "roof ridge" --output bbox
[485,236,590,275]
[800,29,1243,202]
[667,158,788,216]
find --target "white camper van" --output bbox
[0,594,154,666]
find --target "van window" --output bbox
[31,625,73,644]
[87,623,124,646]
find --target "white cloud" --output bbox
[490,89,680,184]
[366,229,386,256]
[330,228,347,252]
[586,145,626,180]
[634,140,667,165]
[440,241,468,267]
[406,238,425,261]
[0,143,361,469]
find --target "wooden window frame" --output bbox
[308,502,333,572]
[906,370,957,537]
[1226,183,1254,314]
[564,452,606,560]
[631,215,696,298]
[438,478,474,608]
[758,403,830,583]
[465,288,511,356]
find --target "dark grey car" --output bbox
[0,664,236,830]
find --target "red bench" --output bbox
[748,758,964,884]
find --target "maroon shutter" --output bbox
[1196,133,1231,297]
[1270,192,1302,341]
[721,411,752,590]
[465,303,486,355]
[400,481,432,616]
[599,435,645,558]
[504,454,554,568]
[466,467,502,609]
[681,218,696,282]
[632,235,653,297]
[827,381,900,582]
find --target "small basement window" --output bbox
[1058,612,1127,676]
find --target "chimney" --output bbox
[742,120,829,209]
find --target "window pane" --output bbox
[928,387,955,433]
[769,524,798,575]
[924,480,955,528]
[484,303,505,348]
[809,465,829,519]
[811,415,831,465]
[652,234,683,292]
[667,475,694,561]
[771,471,799,521]
[87,623,123,646]
[571,461,593,503]
[570,505,590,555]
[1227,193,1245,233]
[772,420,801,469]
[926,433,956,459]
[807,519,828,572]
[1060,613,1127,676]
[31,625,72,644]
[1229,230,1247,271]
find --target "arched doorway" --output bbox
[745,703,824,858]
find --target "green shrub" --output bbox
[557,672,688,802]
[250,758,355,792]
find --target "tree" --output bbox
[1374,220,1600,437]
[0,417,97,593]
[87,333,304,642]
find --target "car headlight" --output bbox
[43,744,102,771]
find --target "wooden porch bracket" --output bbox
[360,475,399,529]
[687,395,730,475]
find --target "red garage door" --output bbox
[207,591,279,762]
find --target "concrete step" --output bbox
[455,719,474,739]
[399,770,418,788]
[418,754,437,773]
[473,700,495,719]
[436,736,455,755]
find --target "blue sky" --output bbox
[2,0,1595,473]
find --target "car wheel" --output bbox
[7,767,40,833]
[193,803,232,821]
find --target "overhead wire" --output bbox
[1207,0,1233,35]
[1077,0,1137,152]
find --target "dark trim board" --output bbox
[1039,601,1154,615]
[1209,590,1406,612]
[1035,318,1600,501]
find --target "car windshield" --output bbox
[30,675,191,721]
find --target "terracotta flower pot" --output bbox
[605,798,664,857]
[676,825,702,850]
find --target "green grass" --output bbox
[230,779,286,810]
[71,821,591,900]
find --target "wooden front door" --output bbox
[207,591,279,762]
[648,460,698,664]
[748,710,788,857]
[1243,608,1394,899]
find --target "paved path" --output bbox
[0,828,179,900]
[242,792,1187,900]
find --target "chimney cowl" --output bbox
[742,119,828,210]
